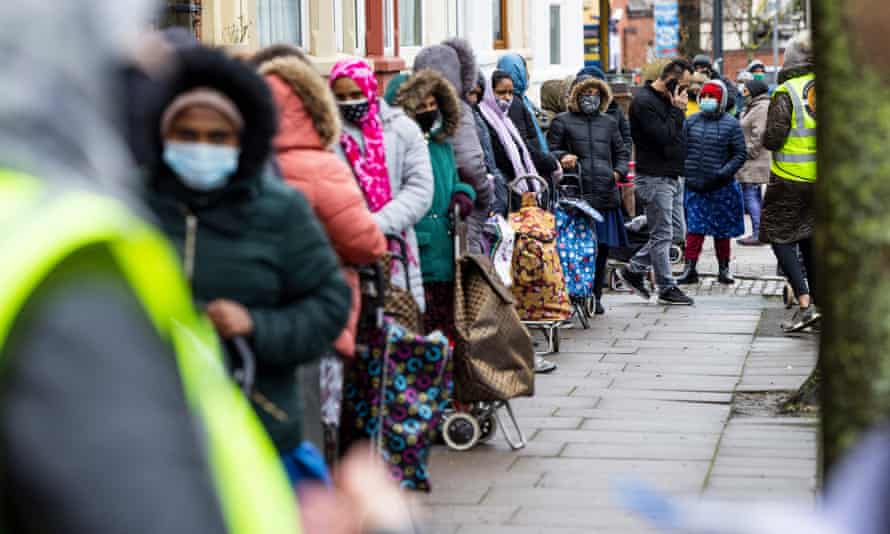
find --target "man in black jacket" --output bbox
[620,59,695,306]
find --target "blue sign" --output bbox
[654,0,679,58]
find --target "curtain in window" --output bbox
[398,0,421,47]
[257,0,301,47]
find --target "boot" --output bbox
[718,260,735,285]
[676,260,699,285]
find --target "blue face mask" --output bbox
[699,98,720,114]
[163,141,240,192]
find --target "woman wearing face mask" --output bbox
[477,70,540,216]
[676,80,747,286]
[465,72,508,217]
[329,59,434,312]
[547,76,631,315]
[385,70,476,339]
[145,47,351,468]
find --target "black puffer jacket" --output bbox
[547,77,630,211]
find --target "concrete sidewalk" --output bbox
[420,293,819,534]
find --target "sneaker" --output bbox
[534,356,558,374]
[618,267,651,300]
[782,306,822,333]
[658,286,695,306]
[737,236,764,246]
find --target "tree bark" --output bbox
[679,0,702,58]
[816,0,890,474]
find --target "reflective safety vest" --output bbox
[0,171,301,534]
[771,73,817,183]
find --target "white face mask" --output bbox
[163,141,240,192]
[497,97,512,113]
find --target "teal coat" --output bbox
[415,139,476,283]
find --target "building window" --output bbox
[446,0,461,37]
[550,4,561,64]
[493,0,507,49]
[385,0,395,54]
[257,0,304,47]
[399,0,422,47]
[162,0,202,39]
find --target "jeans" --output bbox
[741,184,763,237]
[630,175,680,289]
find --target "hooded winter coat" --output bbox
[413,39,491,212]
[497,54,550,157]
[547,77,630,211]
[737,92,771,184]
[260,57,387,357]
[539,77,571,132]
[145,47,351,454]
[759,33,816,245]
[683,80,747,238]
[391,71,476,283]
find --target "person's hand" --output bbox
[560,154,578,169]
[206,299,254,338]
[672,86,689,111]
[335,445,414,532]
[450,191,474,219]
[614,171,623,183]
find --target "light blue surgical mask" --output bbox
[163,141,240,192]
[699,98,719,114]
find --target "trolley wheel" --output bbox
[669,244,683,265]
[478,415,498,443]
[442,412,481,451]
[574,301,590,330]
[609,268,624,292]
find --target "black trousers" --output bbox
[772,239,814,299]
[594,243,610,300]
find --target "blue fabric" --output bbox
[577,65,606,81]
[282,442,333,488]
[556,204,599,298]
[683,112,747,193]
[594,208,629,248]
[685,181,745,238]
[741,183,763,236]
[497,53,549,155]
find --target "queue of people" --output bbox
[0,1,818,527]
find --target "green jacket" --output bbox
[415,139,476,282]
[147,174,350,453]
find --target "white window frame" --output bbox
[384,0,395,56]
[549,2,561,66]
[354,0,366,55]
[333,0,344,52]
[397,0,424,54]
[446,0,462,37]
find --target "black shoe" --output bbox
[658,286,695,306]
[782,306,821,333]
[594,299,605,315]
[618,267,651,300]
[718,260,735,285]
[676,260,699,285]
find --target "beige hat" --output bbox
[161,87,244,136]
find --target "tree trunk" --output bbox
[679,0,702,58]
[816,0,890,474]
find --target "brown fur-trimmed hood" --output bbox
[259,57,341,149]
[395,69,461,141]
[567,77,612,114]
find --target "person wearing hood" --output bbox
[388,69,476,340]
[539,76,573,134]
[145,47,351,466]
[329,59,434,312]
[759,31,819,333]
[0,1,305,531]
[466,72,510,216]
[576,66,633,154]
[478,70,541,214]
[497,53,550,157]
[259,56,388,452]
[414,38,493,253]
[548,76,631,315]
[736,79,772,246]
[676,80,747,286]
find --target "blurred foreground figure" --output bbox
[0,1,300,532]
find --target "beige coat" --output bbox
[737,94,771,184]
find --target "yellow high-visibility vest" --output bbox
[0,171,301,534]
[771,73,817,183]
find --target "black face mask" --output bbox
[338,99,370,124]
[416,109,440,133]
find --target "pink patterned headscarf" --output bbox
[329,59,392,212]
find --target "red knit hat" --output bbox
[699,82,724,101]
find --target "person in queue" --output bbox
[145,46,351,479]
